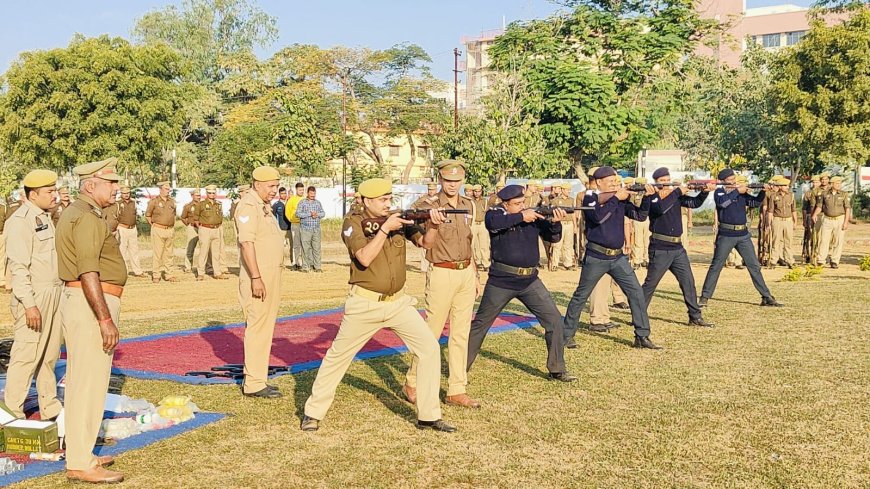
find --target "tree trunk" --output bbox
[400,133,417,184]
[358,129,383,166]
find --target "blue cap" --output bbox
[717,168,735,181]
[497,184,525,201]
[592,166,617,180]
[651,167,669,180]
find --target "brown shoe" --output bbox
[213,274,229,280]
[96,455,115,467]
[196,276,205,281]
[402,384,416,404]
[67,466,124,483]
[165,276,180,283]
[152,277,160,284]
[445,393,481,409]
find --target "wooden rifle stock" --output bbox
[360,209,470,237]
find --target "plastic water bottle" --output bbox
[30,452,65,461]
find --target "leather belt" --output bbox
[65,281,124,298]
[586,242,622,256]
[350,285,403,302]
[151,223,172,229]
[117,223,135,229]
[473,221,485,224]
[718,223,747,231]
[824,214,843,220]
[651,232,681,244]
[200,223,221,229]
[490,261,536,276]
[432,259,472,270]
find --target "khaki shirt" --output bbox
[471,197,487,223]
[342,212,423,295]
[229,200,240,220]
[769,192,795,218]
[56,194,127,286]
[486,194,501,207]
[145,195,176,227]
[818,190,850,217]
[524,193,542,209]
[6,200,61,309]
[808,186,827,211]
[5,202,22,224]
[181,201,200,226]
[349,202,364,216]
[198,198,223,226]
[235,191,284,271]
[0,203,6,233]
[411,194,437,210]
[51,201,71,225]
[417,193,473,263]
[107,199,138,229]
[550,195,573,209]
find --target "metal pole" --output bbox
[453,48,460,129]
[341,77,348,217]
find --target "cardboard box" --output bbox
[0,401,60,454]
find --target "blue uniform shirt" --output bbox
[272,200,291,230]
[645,189,709,251]
[714,189,765,237]
[582,193,649,260]
[485,206,562,290]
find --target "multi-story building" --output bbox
[460,29,503,113]
[327,131,435,184]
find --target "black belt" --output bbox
[490,262,536,276]
[718,223,747,231]
[651,232,681,244]
[586,242,622,257]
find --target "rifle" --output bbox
[360,209,470,237]
[624,181,785,192]
[532,205,594,218]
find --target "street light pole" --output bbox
[453,48,461,129]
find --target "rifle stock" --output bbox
[360,209,470,237]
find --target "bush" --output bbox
[781,264,823,282]
[859,254,870,272]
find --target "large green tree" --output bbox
[0,35,188,181]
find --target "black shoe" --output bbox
[300,415,320,431]
[244,387,283,399]
[736,265,745,270]
[633,336,663,350]
[760,296,783,307]
[548,372,578,382]
[589,323,610,333]
[831,263,839,269]
[698,297,708,308]
[565,337,577,349]
[688,318,714,328]
[612,302,630,310]
[416,419,456,433]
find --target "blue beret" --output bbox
[651,167,669,180]
[497,184,524,201]
[717,168,735,181]
[592,166,617,180]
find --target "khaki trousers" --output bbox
[810,216,824,264]
[407,266,476,396]
[150,225,175,276]
[817,215,846,265]
[117,226,142,275]
[4,284,64,419]
[0,232,6,287]
[184,225,199,272]
[771,217,795,265]
[305,292,442,422]
[419,249,429,273]
[238,263,282,394]
[632,220,650,265]
[551,222,575,268]
[282,229,293,266]
[681,215,689,246]
[198,226,226,276]
[61,287,120,471]
[588,277,626,324]
[471,222,491,268]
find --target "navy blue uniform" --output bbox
[641,189,709,320]
[563,193,653,341]
[700,188,774,301]
[466,206,568,375]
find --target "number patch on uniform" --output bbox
[364,221,380,236]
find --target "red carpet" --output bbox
[111,309,538,384]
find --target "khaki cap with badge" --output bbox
[205,184,218,193]
[75,158,121,181]
[22,169,58,188]
[359,178,393,199]
[437,160,466,181]
[252,166,280,181]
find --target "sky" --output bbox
[0,0,817,82]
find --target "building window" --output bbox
[389,145,400,157]
[417,146,428,158]
[786,31,806,45]
[762,33,781,48]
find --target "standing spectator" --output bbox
[295,186,324,272]
[272,187,293,268]
[284,182,306,271]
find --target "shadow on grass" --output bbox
[478,349,548,379]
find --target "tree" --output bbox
[0,36,189,181]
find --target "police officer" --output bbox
[56,158,125,483]
[767,176,797,268]
[4,170,65,421]
[470,184,491,271]
[197,185,229,280]
[812,176,851,269]
[0,196,7,291]
[548,183,576,270]
[640,167,714,327]
[181,188,204,274]
[410,182,438,273]
[699,169,782,307]
[145,180,178,283]
[51,185,72,225]
[631,177,651,268]
[563,166,662,349]
[236,167,285,398]
[467,184,576,387]
[301,178,455,432]
[487,181,505,208]
[404,160,480,409]
[809,173,830,265]
[110,185,145,277]
[5,192,25,291]
[801,175,821,263]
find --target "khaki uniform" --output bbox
[486,194,501,208]
[524,193,543,209]
[470,197,490,269]
[56,194,127,472]
[145,195,177,278]
[235,191,284,394]
[816,190,850,266]
[304,213,442,422]
[180,200,204,273]
[769,191,796,266]
[574,193,586,260]
[809,186,828,263]
[410,194,437,272]
[4,201,22,289]
[51,201,71,226]
[3,201,64,419]
[0,202,6,289]
[629,193,650,266]
[109,198,143,275]
[549,195,575,268]
[197,198,226,276]
[405,193,476,397]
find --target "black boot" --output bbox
[633,336,663,350]
[688,317,714,328]
[760,296,783,307]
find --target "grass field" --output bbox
[3,221,869,488]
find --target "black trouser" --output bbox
[467,278,566,374]
[701,233,772,300]
[563,254,651,340]
[641,246,701,321]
